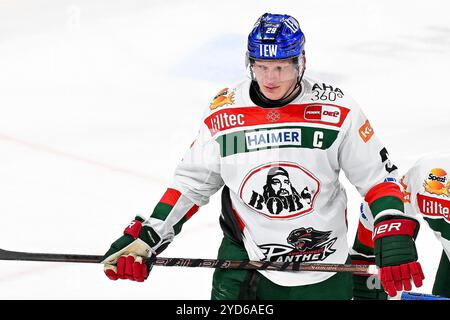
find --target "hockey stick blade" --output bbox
[0,248,103,263]
[0,248,377,273]
[400,292,450,300]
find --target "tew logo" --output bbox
[304,105,341,124]
[259,44,278,57]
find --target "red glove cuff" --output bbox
[373,219,417,241]
[124,219,143,239]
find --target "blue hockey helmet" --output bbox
[247,13,305,61]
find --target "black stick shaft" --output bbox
[0,248,375,273]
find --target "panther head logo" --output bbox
[287,227,332,252]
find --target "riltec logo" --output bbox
[417,194,450,221]
[239,162,320,219]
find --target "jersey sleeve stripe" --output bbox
[364,182,403,206]
[159,188,182,206]
[357,221,374,248]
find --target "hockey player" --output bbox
[352,154,450,299]
[102,13,424,299]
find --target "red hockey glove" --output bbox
[378,262,424,297]
[102,216,158,282]
[373,216,424,297]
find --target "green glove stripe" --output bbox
[374,235,418,266]
[103,234,135,259]
[151,202,174,221]
[378,247,417,257]
[369,196,404,217]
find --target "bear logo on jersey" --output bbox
[287,227,331,252]
[239,162,320,219]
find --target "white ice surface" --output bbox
[0,0,449,299]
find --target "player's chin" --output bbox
[261,88,284,101]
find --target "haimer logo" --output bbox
[245,129,302,150]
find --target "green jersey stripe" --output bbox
[216,126,340,157]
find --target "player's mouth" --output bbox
[264,85,280,92]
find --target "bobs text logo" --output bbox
[239,162,320,219]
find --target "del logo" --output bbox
[423,168,450,197]
[239,162,320,219]
[259,227,337,262]
[209,88,235,110]
[304,105,341,124]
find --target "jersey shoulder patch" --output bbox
[209,87,236,110]
[310,82,345,103]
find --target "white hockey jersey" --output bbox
[400,154,450,261]
[145,77,403,286]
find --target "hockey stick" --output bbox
[0,247,377,273]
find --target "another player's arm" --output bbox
[102,112,224,281]
[402,161,450,298]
